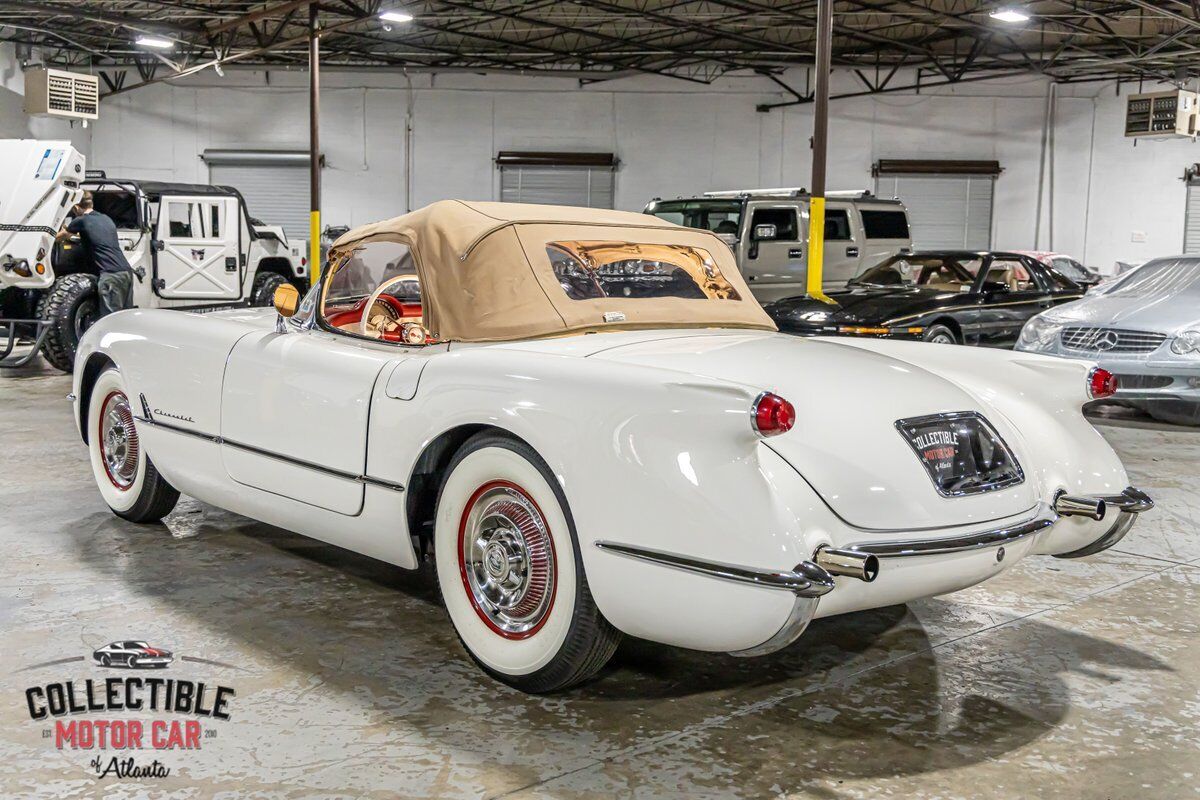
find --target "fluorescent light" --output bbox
[379,10,414,23]
[989,7,1030,22]
[135,35,175,49]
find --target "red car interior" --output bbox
[326,294,426,342]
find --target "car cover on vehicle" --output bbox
[328,200,776,342]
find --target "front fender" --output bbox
[72,308,265,450]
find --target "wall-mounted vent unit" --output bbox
[23,68,100,121]
[1124,90,1197,138]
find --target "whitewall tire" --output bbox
[433,431,620,692]
[87,368,180,523]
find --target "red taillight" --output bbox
[753,392,795,436]
[1088,367,1117,399]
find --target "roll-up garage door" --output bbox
[874,161,998,250]
[496,151,616,209]
[874,175,994,249]
[1185,181,1200,253]
[203,150,311,240]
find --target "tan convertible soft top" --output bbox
[329,199,776,342]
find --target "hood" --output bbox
[199,306,279,329]
[586,331,1036,531]
[1042,290,1200,335]
[769,286,957,328]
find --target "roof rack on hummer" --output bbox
[698,188,901,203]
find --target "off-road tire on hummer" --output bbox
[251,271,289,307]
[37,273,98,372]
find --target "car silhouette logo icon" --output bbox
[93,640,174,669]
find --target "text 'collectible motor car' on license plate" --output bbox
[71,200,1154,693]
[895,412,1024,497]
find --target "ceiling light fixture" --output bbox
[379,10,415,23]
[135,35,175,49]
[989,7,1030,22]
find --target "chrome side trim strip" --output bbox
[845,509,1056,558]
[133,413,405,493]
[592,540,836,598]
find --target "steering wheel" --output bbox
[360,273,421,338]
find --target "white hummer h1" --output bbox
[0,139,307,371]
[644,188,913,303]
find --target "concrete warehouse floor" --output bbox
[0,360,1197,800]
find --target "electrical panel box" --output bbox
[1125,90,1197,138]
[22,68,99,121]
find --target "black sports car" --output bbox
[765,250,1086,347]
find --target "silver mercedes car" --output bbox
[1016,255,1200,425]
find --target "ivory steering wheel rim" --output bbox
[360,273,420,337]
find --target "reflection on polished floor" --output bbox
[1,360,1196,799]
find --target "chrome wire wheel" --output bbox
[458,480,557,640]
[98,391,139,491]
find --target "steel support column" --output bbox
[805,0,835,304]
[309,3,321,285]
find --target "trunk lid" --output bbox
[586,330,1037,531]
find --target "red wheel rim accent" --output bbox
[457,479,557,640]
[97,390,139,492]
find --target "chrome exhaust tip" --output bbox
[814,547,880,583]
[1054,493,1107,520]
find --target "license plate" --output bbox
[895,412,1023,497]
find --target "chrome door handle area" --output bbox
[788,248,802,258]
[846,246,859,257]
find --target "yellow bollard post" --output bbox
[309,210,321,286]
[806,196,835,304]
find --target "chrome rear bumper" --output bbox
[1054,486,1154,519]
[593,540,838,599]
[842,510,1056,558]
[1050,486,1153,559]
[592,486,1153,655]
[592,540,838,658]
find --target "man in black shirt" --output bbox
[56,191,133,317]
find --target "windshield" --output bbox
[90,189,140,229]
[852,255,979,290]
[326,241,416,303]
[645,200,743,237]
[1103,258,1200,298]
[1051,257,1088,281]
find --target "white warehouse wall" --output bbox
[2,47,1194,272]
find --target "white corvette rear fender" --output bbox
[829,338,1132,504]
[366,350,834,653]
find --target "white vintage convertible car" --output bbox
[72,201,1153,692]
